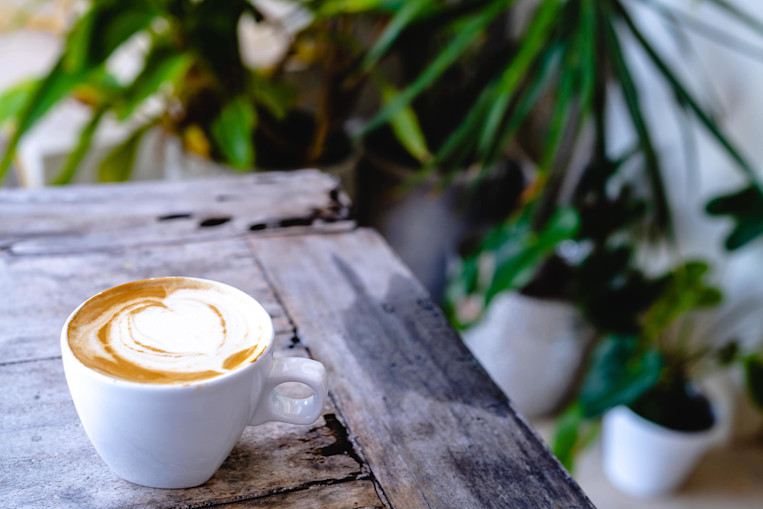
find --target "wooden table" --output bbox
[0,170,594,508]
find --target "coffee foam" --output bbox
[67,278,268,384]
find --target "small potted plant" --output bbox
[553,260,763,497]
[445,154,665,417]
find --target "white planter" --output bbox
[602,404,723,498]
[462,292,592,417]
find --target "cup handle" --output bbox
[249,357,328,426]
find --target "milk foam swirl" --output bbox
[68,278,268,384]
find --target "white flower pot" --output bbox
[462,292,592,417]
[602,404,723,498]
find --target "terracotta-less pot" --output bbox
[461,292,592,417]
[602,403,723,498]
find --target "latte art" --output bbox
[68,278,268,384]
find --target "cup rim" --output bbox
[60,276,275,391]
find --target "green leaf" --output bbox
[580,335,663,417]
[641,260,722,339]
[578,0,597,115]
[706,185,763,250]
[186,0,252,93]
[249,73,297,120]
[0,59,86,181]
[615,1,757,182]
[314,0,399,17]
[539,47,578,171]
[643,0,763,65]
[477,0,561,160]
[210,97,256,169]
[97,124,152,182]
[477,37,563,176]
[485,207,579,304]
[118,46,192,120]
[360,0,434,72]
[378,78,430,162]
[744,354,763,410]
[603,8,670,233]
[552,404,583,472]
[75,68,125,106]
[64,0,158,73]
[0,80,36,126]
[551,403,601,473]
[359,0,514,136]
[52,107,107,185]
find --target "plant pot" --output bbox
[461,292,593,417]
[601,403,723,498]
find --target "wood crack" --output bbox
[0,355,62,367]
[188,475,376,509]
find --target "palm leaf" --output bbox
[98,123,152,182]
[360,0,434,72]
[539,45,579,172]
[52,107,107,185]
[640,0,763,65]
[377,77,430,162]
[0,80,36,126]
[118,45,192,120]
[359,0,511,136]
[476,0,562,161]
[480,38,565,176]
[0,59,85,180]
[614,1,758,183]
[602,6,670,232]
[314,0,402,17]
[64,0,158,73]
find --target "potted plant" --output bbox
[0,0,374,189]
[553,260,763,497]
[446,154,667,416]
[354,0,763,415]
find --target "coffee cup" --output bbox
[61,277,328,489]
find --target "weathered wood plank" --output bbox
[221,480,383,508]
[0,238,292,365]
[0,170,352,255]
[0,357,377,509]
[250,229,595,509]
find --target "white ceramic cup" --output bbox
[61,278,328,489]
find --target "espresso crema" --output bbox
[67,278,268,384]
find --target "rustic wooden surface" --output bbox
[0,170,594,508]
[0,169,352,255]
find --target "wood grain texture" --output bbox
[250,229,595,509]
[0,238,291,365]
[0,232,383,508]
[221,480,383,508]
[0,359,375,509]
[2,171,594,508]
[0,170,352,255]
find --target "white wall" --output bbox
[608,0,763,347]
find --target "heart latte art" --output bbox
[68,278,269,384]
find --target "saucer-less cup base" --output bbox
[61,278,328,489]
